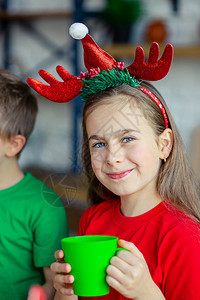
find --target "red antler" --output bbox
[27,66,84,103]
[127,42,174,81]
[81,34,116,71]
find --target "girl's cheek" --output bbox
[91,152,104,170]
[126,146,139,161]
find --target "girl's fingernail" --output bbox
[119,239,126,242]
[67,275,72,283]
[69,289,74,295]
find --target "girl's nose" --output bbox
[106,145,123,165]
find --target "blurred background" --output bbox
[0,0,199,234]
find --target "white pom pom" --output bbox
[69,23,89,40]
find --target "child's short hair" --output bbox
[0,69,38,142]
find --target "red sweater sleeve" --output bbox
[160,224,200,299]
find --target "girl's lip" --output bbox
[106,169,133,179]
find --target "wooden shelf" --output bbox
[0,10,72,20]
[103,44,200,58]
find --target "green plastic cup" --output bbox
[61,235,123,297]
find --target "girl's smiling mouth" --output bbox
[106,169,134,179]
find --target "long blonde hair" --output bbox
[82,83,200,223]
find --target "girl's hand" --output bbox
[50,250,75,296]
[106,240,165,300]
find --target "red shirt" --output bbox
[78,199,200,300]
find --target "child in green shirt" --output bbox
[0,69,68,300]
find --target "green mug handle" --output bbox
[115,247,129,255]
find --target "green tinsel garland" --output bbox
[80,68,141,101]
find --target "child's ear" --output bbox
[158,128,173,160]
[6,135,26,157]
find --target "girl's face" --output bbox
[86,96,164,204]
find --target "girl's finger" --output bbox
[54,274,74,285]
[60,287,74,296]
[55,250,65,261]
[118,239,144,259]
[109,254,136,273]
[116,249,143,268]
[54,283,74,296]
[107,255,141,286]
[50,262,71,274]
[106,262,126,285]
[106,274,124,294]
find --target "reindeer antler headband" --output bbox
[27,23,174,128]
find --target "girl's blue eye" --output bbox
[123,137,134,143]
[93,142,106,148]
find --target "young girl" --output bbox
[27,23,200,300]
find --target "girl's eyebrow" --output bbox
[88,134,103,142]
[88,129,140,142]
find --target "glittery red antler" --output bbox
[27,65,84,102]
[127,42,174,81]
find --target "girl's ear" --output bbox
[6,135,26,158]
[158,128,173,160]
